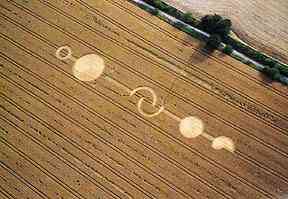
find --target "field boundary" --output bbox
[130,0,288,85]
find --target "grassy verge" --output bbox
[133,0,288,85]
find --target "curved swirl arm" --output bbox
[130,87,165,118]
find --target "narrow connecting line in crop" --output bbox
[55,46,235,153]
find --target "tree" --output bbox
[165,6,177,15]
[198,14,222,33]
[152,0,164,9]
[275,63,288,76]
[205,34,222,50]
[263,67,281,80]
[213,19,232,38]
[264,58,276,67]
[223,45,233,55]
[151,8,159,16]
[197,14,231,39]
[182,12,196,25]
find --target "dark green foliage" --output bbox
[149,0,169,12]
[263,67,281,80]
[182,12,196,26]
[213,19,231,38]
[164,6,177,14]
[148,0,185,19]
[173,10,183,19]
[205,34,222,50]
[252,52,266,61]
[275,63,288,76]
[138,3,151,12]
[198,14,222,31]
[151,8,159,15]
[197,14,232,51]
[222,37,288,78]
[197,14,231,39]
[151,0,164,9]
[264,58,276,67]
[223,45,233,55]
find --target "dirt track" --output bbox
[1,0,288,199]
[164,0,288,64]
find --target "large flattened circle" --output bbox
[179,116,204,138]
[72,54,105,82]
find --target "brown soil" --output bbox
[164,0,288,64]
[0,0,288,199]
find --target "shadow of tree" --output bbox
[187,38,218,65]
[258,70,274,85]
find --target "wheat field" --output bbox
[0,0,288,199]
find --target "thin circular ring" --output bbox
[130,87,158,105]
[137,98,165,118]
[55,46,73,61]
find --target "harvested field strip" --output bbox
[1,0,288,198]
